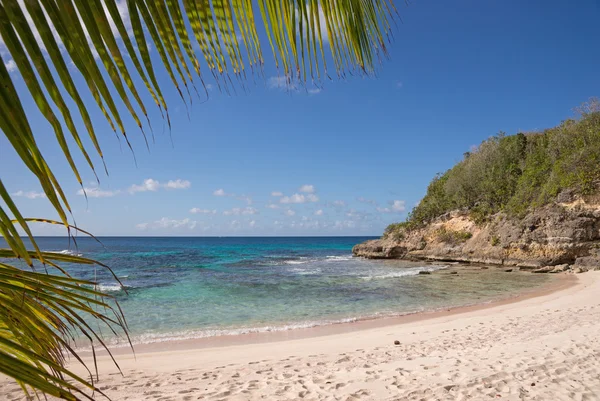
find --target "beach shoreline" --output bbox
[83,267,575,355]
[3,271,599,401]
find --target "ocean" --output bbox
[9,236,552,346]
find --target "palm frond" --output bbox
[0,259,129,400]
[0,0,396,399]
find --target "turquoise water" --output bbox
[10,237,551,346]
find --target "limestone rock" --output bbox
[352,198,600,269]
[550,264,570,273]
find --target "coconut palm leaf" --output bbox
[0,0,395,399]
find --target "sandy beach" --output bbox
[2,271,600,401]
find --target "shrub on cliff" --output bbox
[385,99,600,236]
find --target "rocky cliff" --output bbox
[353,193,600,272]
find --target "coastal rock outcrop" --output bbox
[353,194,600,270]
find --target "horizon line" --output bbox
[18,235,381,238]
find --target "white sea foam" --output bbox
[289,267,322,275]
[284,260,310,265]
[50,249,83,257]
[361,265,449,280]
[284,255,352,265]
[325,255,353,261]
[78,317,364,349]
[95,283,125,293]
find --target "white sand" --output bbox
[2,272,600,401]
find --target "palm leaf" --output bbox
[0,0,395,399]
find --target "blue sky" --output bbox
[1,0,600,236]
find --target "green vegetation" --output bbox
[383,223,406,241]
[490,236,501,246]
[0,1,395,399]
[386,100,600,238]
[435,228,472,245]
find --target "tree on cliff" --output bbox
[0,1,396,399]
[385,99,600,238]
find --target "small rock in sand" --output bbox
[505,269,513,272]
[419,271,431,275]
[444,385,457,391]
[394,340,400,345]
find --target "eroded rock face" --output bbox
[353,196,600,270]
[351,240,407,259]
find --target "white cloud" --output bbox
[12,190,46,199]
[249,220,256,228]
[271,191,283,197]
[137,217,197,230]
[281,194,304,204]
[237,195,253,205]
[223,207,258,216]
[332,200,346,207]
[317,6,329,43]
[212,188,252,204]
[267,76,323,96]
[5,59,16,72]
[267,76,297,91]
[346,209,371,220]
[190,208,217,214]
[77,187,119,198]
[71,178,191,196]
[377,200,406,213]
[299,184,315,193]
[280,193,319,204]
[285,209,296,216]
[129,178,161,193]
[307,194,319,202]
[266,204,280,209]
[104,0,132,38]
[165,179,191,189]
[357,197,378,206]
[314,209,324,216]
[296,5,329,44]
[391,200,406,212]
[334,220,356,229]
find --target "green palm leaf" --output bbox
[0,0,395,399]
